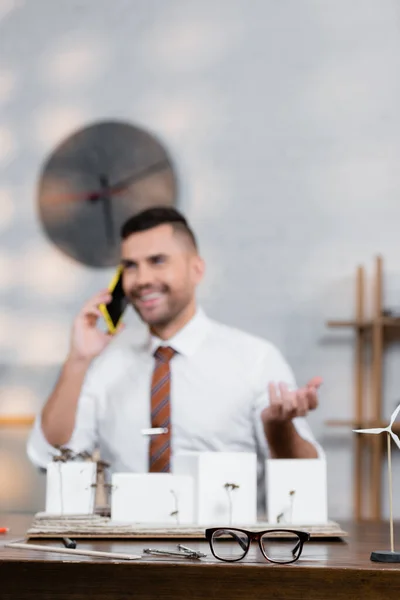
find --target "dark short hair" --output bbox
[120,207,198,250]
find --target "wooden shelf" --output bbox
[327,320,371,329]
[327,317,400,329]
[381,317,400,326]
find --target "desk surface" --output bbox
[1,514,400,600]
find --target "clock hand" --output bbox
[44,159,171,205]
[98,175,114,246]
[86,159,170,201]
[102,195,114,246]
[109,158,170,196]
[96,159,170,245]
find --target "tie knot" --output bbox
[154,346,176,363]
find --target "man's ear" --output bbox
[192,255,205,284]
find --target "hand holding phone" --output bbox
[69,289,114,361]
[68,268,128,362]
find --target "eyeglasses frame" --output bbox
[205,527,310,564]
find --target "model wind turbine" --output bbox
[354,403,400,562]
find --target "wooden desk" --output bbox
[1,514,400,599]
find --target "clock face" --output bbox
[37,121,177,268]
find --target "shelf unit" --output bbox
[326,255,400,521]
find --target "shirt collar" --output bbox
[148,307,210,357]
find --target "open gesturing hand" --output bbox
[261,376,322,425]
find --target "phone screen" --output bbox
[106,271,129,328]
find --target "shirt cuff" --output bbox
[27,415,60,470]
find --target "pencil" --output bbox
[6,542,140,561]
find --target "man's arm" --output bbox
[41,356,92,446]
[39,289,114,447]
[28,289,116,461]
[263,420,318,458]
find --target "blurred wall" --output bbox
[1,0,400,518]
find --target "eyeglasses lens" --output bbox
[211,529,249,561]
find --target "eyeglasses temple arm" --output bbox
[216,530,248,552]
[231,532,248,552]
[292,539,301,557]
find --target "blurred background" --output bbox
[2,0,400,520]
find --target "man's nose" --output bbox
[135,264,155,287]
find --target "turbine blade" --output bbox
[390,431,400,451]
[353,428,385,434]
[390,403,400,427]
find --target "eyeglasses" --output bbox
[205,527,310,564]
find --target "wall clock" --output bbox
[37,121,177,268]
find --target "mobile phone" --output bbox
[99,265,128,334]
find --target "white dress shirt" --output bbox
[27,308,323,511]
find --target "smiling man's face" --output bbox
[121,223,204,330]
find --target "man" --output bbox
[27,207,323,508]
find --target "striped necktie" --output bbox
[149,346,176,473]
